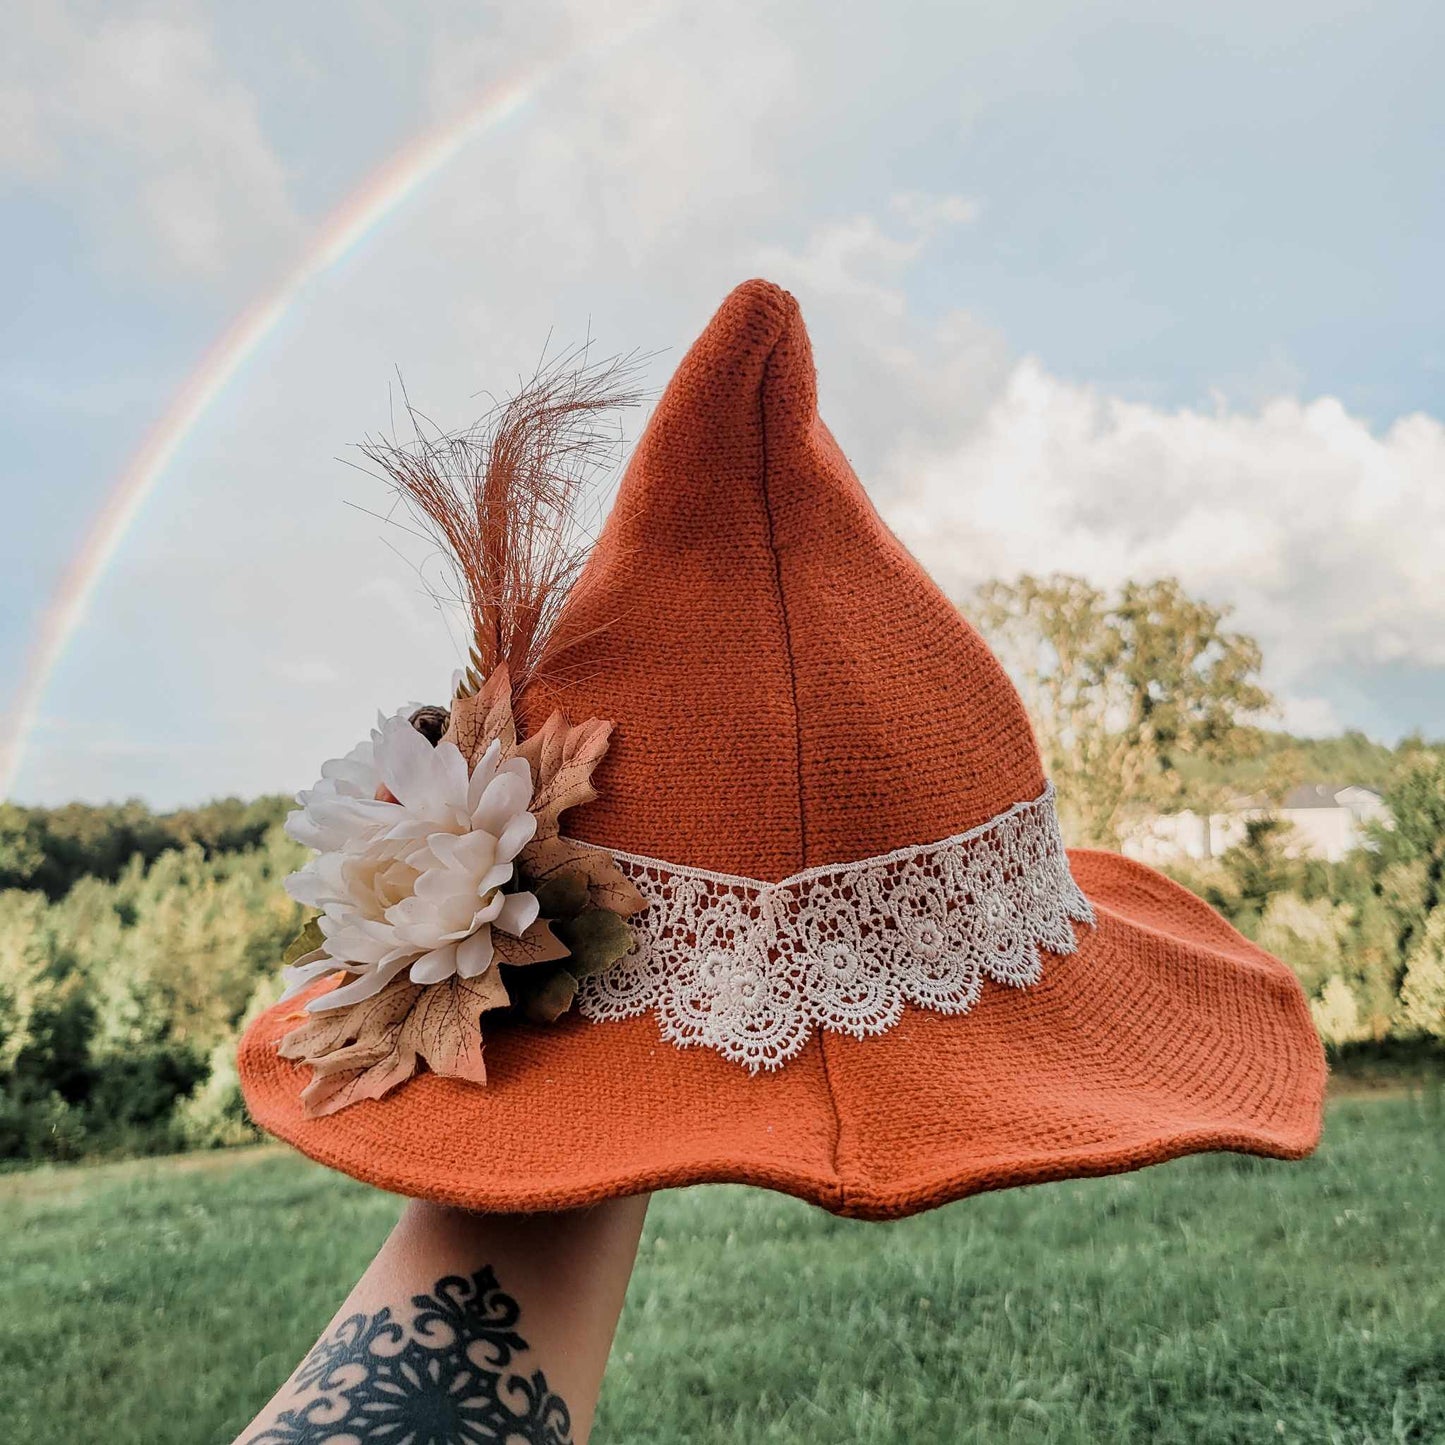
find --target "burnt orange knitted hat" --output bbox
[239,280,1325,1219]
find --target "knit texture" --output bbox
[517,278,1044,876]
[238,278,1326,1218]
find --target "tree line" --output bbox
[1167,757,1445,1046]
[0,816,304,1162]
[0,795,291,899]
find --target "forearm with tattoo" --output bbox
[246,1265,573,1445]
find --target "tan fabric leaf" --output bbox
[521,834,647,916]
[517,711,613,839]
[403,972,508,1086]
[520,832,588,881]
[514,710,564,790]
[278,977,421,1063]
[445,663,517,766]
[576,854,647,917]
[301,1042,417,1117]
[305,1035,402,1078]
[283,967,513,1118]
[492,917,571,966]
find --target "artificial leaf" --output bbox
[279,976,423,1116]
[280,968,512,1118]
[520,968,577,1024]
[521,834,647,916]
[278,976,419,1064]
[446,662,516,766]
[555,908,636,978]
[305,1034,403,1078]
[518,833,589,881]
[516,711,613,839]
[402,970,509,1085]
[532,871,590,920]
[300,1047,417,1117]
[282,917,326,968]
[491,917,571,967]
[574,853,648,917]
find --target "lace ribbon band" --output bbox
[573,783,1094,1072]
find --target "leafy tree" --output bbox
[0,804,44,889]
[1311,976,1374,1047]
[1378,859,1432,953]
[1399,909,1445,1040]
[1374,752,1445,957]
[1377,751,1445,863]
[1219,817,1294,926]
[971,574,1271,845]
[1349,891,1410,1036]
[0,820,307,1162]
[1256,893,1352,997]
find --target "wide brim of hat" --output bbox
[237,850,1325,1221]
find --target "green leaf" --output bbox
[554,908,635,978]
[531,871,591,920]
[282,917,325,967]
[521,969,578,1024]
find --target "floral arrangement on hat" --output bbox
[276,354,647,1116]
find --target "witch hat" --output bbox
[240,280,1324,1219]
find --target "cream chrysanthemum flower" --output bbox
[282,709,539,1012]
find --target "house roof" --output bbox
[1280,782,1382,810]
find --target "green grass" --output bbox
[2,1095,1441,1444]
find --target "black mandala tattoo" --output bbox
[248,1266,573,1444]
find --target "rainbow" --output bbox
[2,12,659,801]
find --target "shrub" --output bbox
[1311,976,1374,1047]
[0,824,304,1163]
[1399,910,1445,1040]
[1256,894,1351,996]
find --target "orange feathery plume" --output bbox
[361,346,644,701]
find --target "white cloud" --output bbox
[419,0,799,279]
[756,194,1010,475]
[757,191,981,317]
[755,202,1445,727]
[1277,695,1343,737]
[1,0,299,279]
[884,362,1445,698]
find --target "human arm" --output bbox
[234,1191,649,1444]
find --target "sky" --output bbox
[1,0,1442,807]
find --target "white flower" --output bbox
[282,708,539,1012]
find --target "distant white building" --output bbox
[1122,783,1390,865]
[1121,808,1216,864]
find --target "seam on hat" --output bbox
[757,342,808,869]
[813,1029,850,1209]
[757,323,847,1188]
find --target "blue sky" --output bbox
[2,0,1442,805]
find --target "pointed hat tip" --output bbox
[720,276,799,317]
[656,278,813,435]
[707,277,802,353]
[607,277,820,528]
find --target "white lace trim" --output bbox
[573,783,1093,1072]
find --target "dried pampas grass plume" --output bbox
[361,346,645,702]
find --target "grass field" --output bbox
[2,1093,1441,1444]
